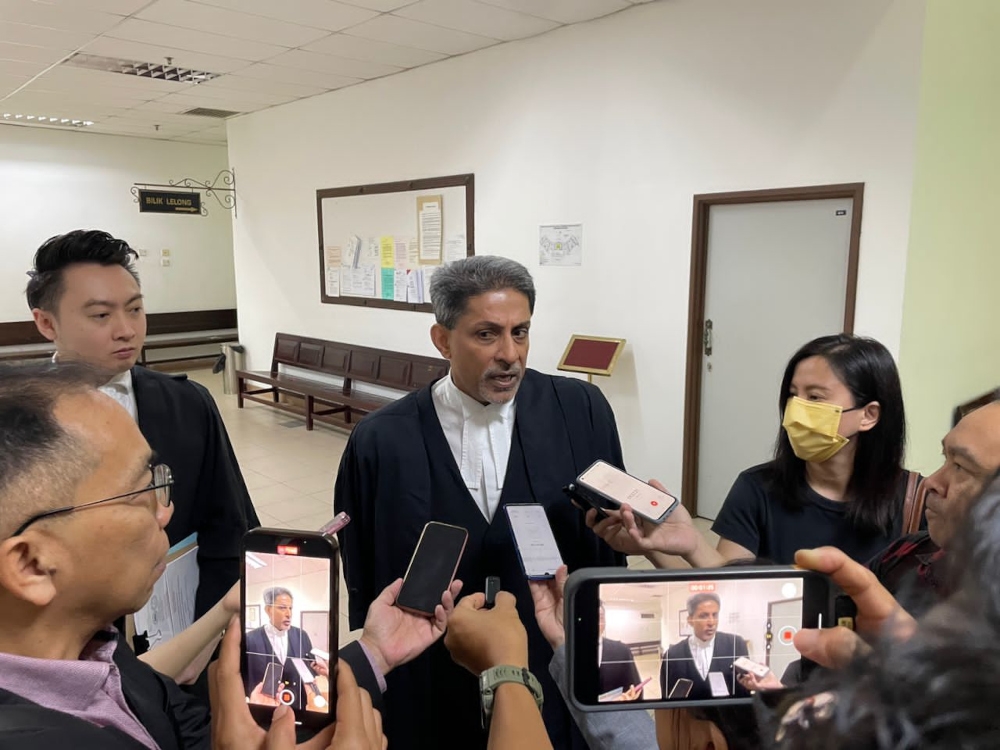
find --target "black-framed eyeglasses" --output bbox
[9,464,174,538]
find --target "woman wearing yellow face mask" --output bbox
[588,334,923,568]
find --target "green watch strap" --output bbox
[480,665,543,730]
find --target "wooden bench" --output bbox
[236,333,449,431]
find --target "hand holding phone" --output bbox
[506,504,564,580]
[575,461,679,524]
[733,656,770,679]
[396,522,468,617]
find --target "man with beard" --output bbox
[335,255,625,749]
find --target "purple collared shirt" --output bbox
[0,630,159,749]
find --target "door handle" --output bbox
[703,319,713,356]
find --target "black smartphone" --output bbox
[574,460,680,524]
[563,483,611,521]
[241,528,339,731]
[565,566,833,711]
[396,522,468,617]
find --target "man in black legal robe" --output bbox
[335,256,626,749]
[26,230,258,621]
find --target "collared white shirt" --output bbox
[688,635,716,680]
[264,623,288,663]
[431,374,516,522]
[100,369,138,422]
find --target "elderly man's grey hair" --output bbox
[263,586,293,606]
[429,256,536,329]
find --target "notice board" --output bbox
[316,174,474,312]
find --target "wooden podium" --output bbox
[557,335,626,383]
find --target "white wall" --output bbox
[228,0,925,486]
[0,124,236,321]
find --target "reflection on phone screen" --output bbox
[595,577,805,702]
[244,550,332,714]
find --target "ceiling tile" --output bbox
[0,21,100,50]
[188,0,379,33]
[105,19,289,61]
[0,59,49,78]
[136,0,330,48]
[4,88,152,110]
[0,72,30,96]
[158,89,294,109]
[194,73,327,99]
[266,49,401,80]
[300,32,445,68]
[80,36,251,74]
[0,41,71,65]
[344,14,498,55]
[132,98,193,112]
[475,0,630,24]
[235,62,361,90]
[394,0,558,41]
[31,0,155,14]
[0,0,125,34]
[338,0,417,10]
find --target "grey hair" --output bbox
[263,586,293,606]
[687,592,721,616]
[429,256,536,329]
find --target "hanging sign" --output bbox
[138,189,201,215]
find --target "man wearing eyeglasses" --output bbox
[25,229,258,623]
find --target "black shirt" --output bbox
[711,463,918,564]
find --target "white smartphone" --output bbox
[733,656,770,679]
[708,672,730,698]
[575,460,680,524]
[505,504,564,580]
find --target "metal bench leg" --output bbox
[306,395,314,431]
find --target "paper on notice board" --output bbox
[444,234,466,264]
[539,224,583,267]
[418,198,443,262]
[394,238,409,268]
[394,269,408,302]
[408,237,420,268]
[346,236,362,268]
[362,238,380,268]
[324,246,341,297]
[422,265,437,303]
[379,236,394,269]
[342,266,376,297]
[132,539,199,649]
[380,268,394,300]
[406,269,424,304]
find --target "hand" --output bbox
[208,617,335,750]
[358,577,463,677]
[614,683,643,702]
[792,547,917,669]
[528,565,568,649]
[313,657,330,678]
[737,670,783,692]
[249,681,278,707]
[587,480,702,558]
[444,591,528,675]
[222,582,240,615]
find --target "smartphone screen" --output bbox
[566,567,830,710]
[577,461,679,524]
[396,522,468,617]
[506,504,564,579]
[242,530,338,730]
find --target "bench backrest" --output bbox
[271,333,449,392]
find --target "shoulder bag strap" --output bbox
[902,471,925,535]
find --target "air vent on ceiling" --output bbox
[64,53,221,84]
[182,107,241,119]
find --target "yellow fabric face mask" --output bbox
[781,396,857,463]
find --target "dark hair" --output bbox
[0,361,106,536]
[769,475,1000,750]
[771,334,906,534]
[687,592,721,616]
[26,230,140,311]
[263,587,293,605]
[429,256,535,329]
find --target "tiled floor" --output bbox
[189,367,719,647]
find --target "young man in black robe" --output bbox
[335,255,626,749]
[26,230,258,621]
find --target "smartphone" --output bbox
[734,656,771,679]
[565,566,833,711]
[575,460,680,524]
[668,678,694,699]
[562,483,611,521]
[242,528,338,730]
[396,522,468,617]
[506,504,564,580]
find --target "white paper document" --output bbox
[133,541,199,649]
[419,200,443,262]
[324,246,341,297]
[539,224,583,266]
[393,269,408,302]
[341,266,376,297]
[505,504,564,579]
[406,268,424,304]
[444,234,466,264]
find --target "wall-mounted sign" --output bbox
[138,189,201,215]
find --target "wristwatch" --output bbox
[480,665,543,730]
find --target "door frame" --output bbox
[681,183,864,516]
